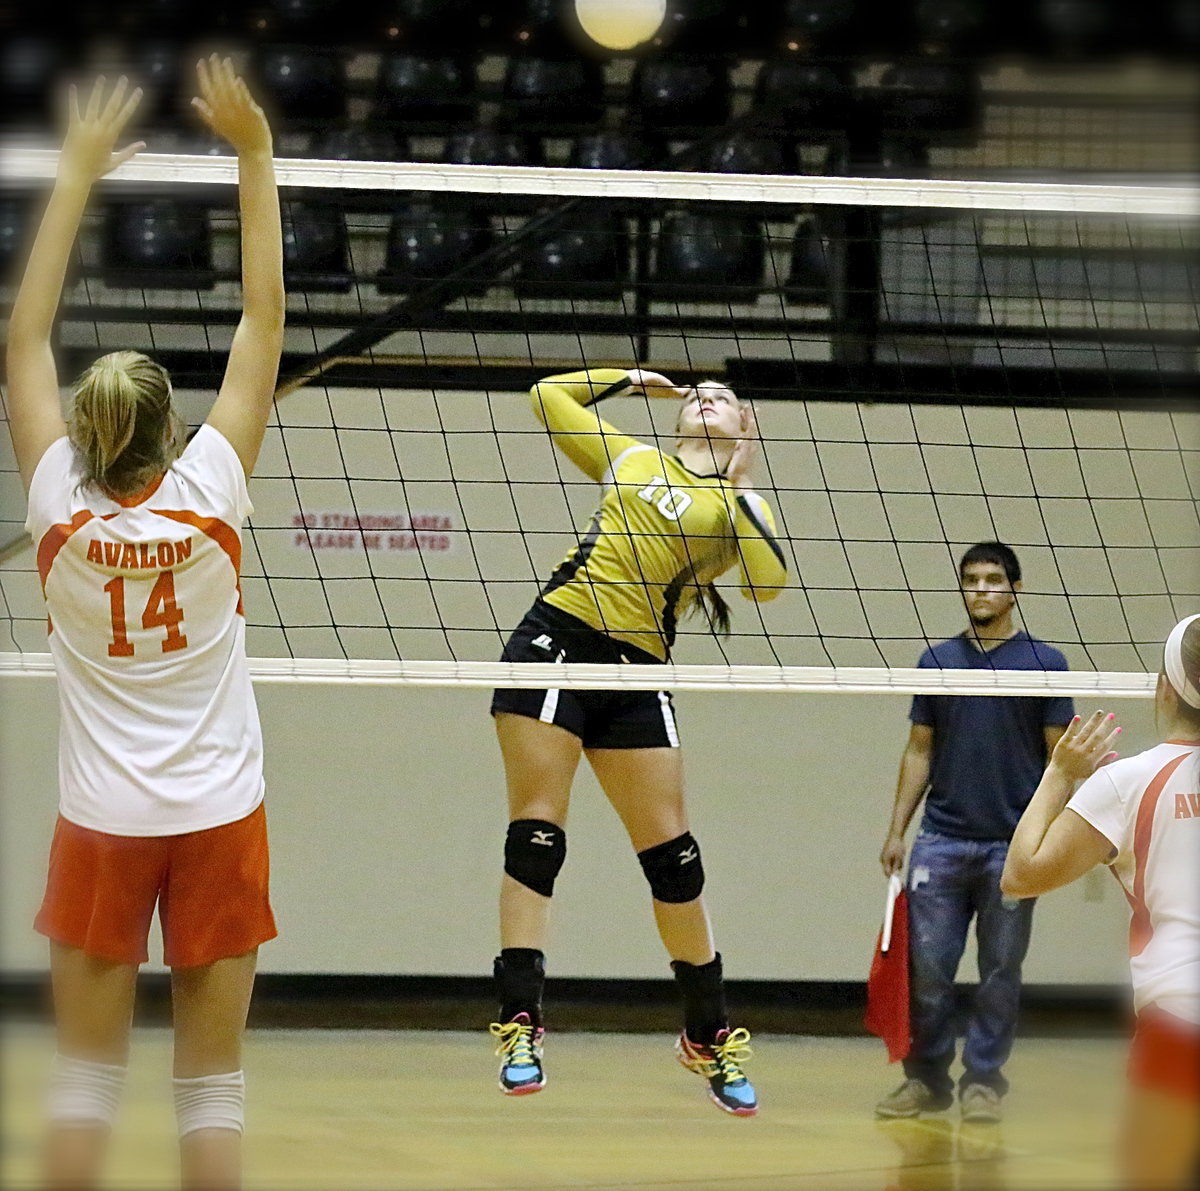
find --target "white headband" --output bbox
[1164,614,1200,709]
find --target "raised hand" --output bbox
[1049,710,1122,782]
[58,76,144,186]
[724,405,759,490]
[191,55,272,157]
[626,368,686,397]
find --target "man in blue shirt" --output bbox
[875,542,1074,1124]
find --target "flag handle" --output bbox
[881,873,902,953]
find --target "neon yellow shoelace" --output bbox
[490,1020,537,1065]
[712,1027,753,1081]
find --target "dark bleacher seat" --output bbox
[502,56,605,131]
[0,196,33,278]
[258,46,348,125]
[0,36,65,131]
[753,58,850,135]
[375,53,476,127]
[101,201,215,290]
[282,201,353,293]
[377,198,493,297]
[649,208,765,302]
[567,130,650,171]
[631,58,732,132]
[513,206,629,301]
[785,214,840,306]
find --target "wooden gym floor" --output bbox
[1,1024,1123,1190]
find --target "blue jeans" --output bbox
[902,831,1035,1098]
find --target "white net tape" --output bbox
[2,149,1197,216]
[0,651,1157,696]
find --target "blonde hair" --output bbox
[69,351,182,497]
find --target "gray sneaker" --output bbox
[960,1083,1002,1123]
[874,1078,954,1118]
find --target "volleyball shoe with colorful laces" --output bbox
[675,1026,757,1116]
[489,1013,546,1095]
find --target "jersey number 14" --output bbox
[104,571,188,657]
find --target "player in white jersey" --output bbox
[1002,615,1200,1190]
[5,60,283,1190]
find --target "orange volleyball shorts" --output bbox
[35,803,277,969]
[1128,1004,1200,1103]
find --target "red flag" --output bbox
[865,873,911,1062]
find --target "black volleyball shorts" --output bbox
[490,601,679,750]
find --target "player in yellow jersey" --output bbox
[488,368,787,1115]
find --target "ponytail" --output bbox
[694,583,732,638]
[70,352,178,497]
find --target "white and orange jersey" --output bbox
[25,426,264,837]
[1068,741,1200,1024]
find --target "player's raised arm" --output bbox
[530,368,653,481]
[196,55,284,477]
[1001,711,1122,898]
[722,407,787,600]
[5,77,144,490]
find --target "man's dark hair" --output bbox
[959,541,1021,585]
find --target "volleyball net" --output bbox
[0,151,1196,696]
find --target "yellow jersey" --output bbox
[532,369,787,661]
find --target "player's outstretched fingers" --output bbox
[1055,711,1122,780]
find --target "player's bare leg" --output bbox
[589,746,756,1116]
[1120,1082,1199,1190]
[495,713,581,951]
[587,746,713,963]
[45,943,138,1189]
[491,713,581,1093]
[171,949,258,1191]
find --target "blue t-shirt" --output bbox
[909,632,1075,841]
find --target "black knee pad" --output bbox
[638,832,704,903]
[504,819,566,898]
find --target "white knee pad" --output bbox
[48,1054,126,1127]
[173,1070,246,1137]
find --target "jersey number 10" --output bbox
[635,476,694,522]
[104,571,188,657]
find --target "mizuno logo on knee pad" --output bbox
[638,832,705,903]
[505,819,567,897]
